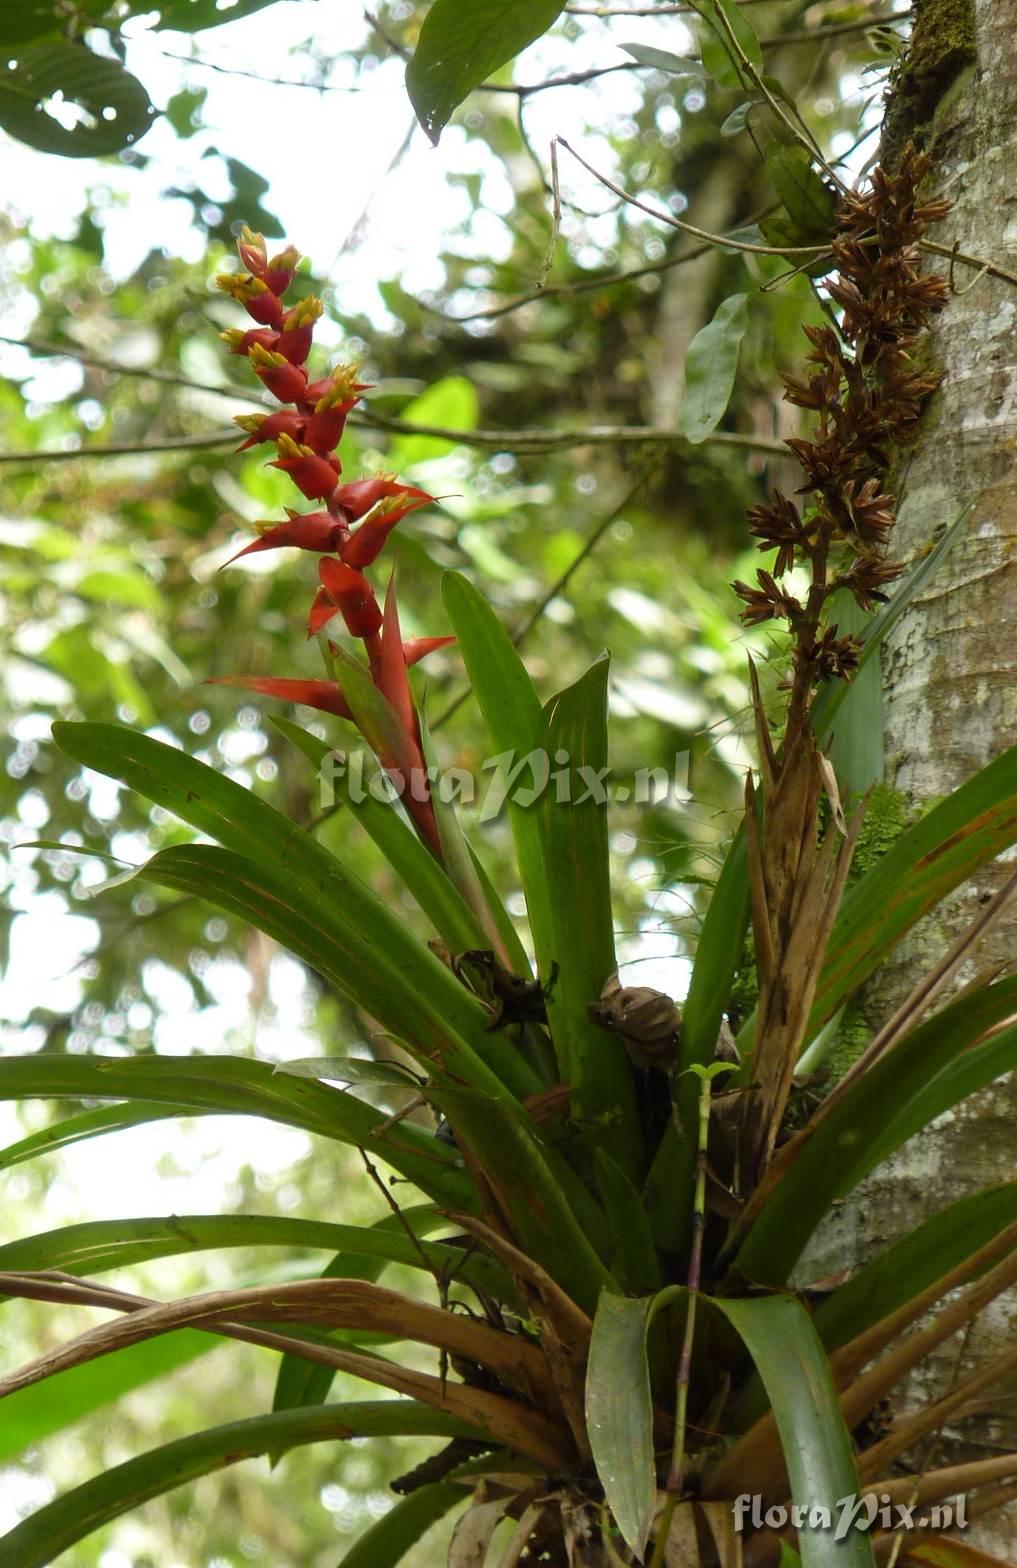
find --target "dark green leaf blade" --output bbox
[0,43,155,157]
[271,714,488,957]
[697,0,763,89]
[586,1291,658,1559]
[736,975,1017,1285]
[406,0,567,145]
[710,1296,876,1568]
[537,655,642,1175]
[336,1479,468,1567]
[0,1053,473,1211]
[0,1402,483,1568]
[681,292,749,445]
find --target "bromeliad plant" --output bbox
[6,149,1017,1568]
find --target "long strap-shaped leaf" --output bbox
[135,840,536,1102]
[272,713,490,956]
[0,1273,572,1469]
[0,1052,473,1210]
[807,739,1017,1034]
[704,1296,876,1568]
[733,974,1017,1286]
[336,1478,469,1567]
[0,1401,483,1568]
[52,721,538,1102]
[536,655,643,1178]
[0,1211,509,1302]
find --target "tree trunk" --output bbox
[807,0,1017,1550]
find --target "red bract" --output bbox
[333,476,434,522]
[222,507,349,568]
[221,326,279,358]
[233,410,306,452]
[205,675,353,720]
[270,434,340,501]
[312,558,383,639]
[216,228,446,859]
[248,343,308,403]
[275,297,323,367]
[342,493,434,569]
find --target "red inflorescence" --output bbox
[211,227,451,856]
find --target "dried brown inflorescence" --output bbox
[734,142,950,702]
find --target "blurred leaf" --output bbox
[152,0,282,32]
[164,86,206,137]
[619,43,701,75]
[721,101,753,135]
[697,0,763,89]
[0,1402,484,1568]
[274,1056,422,1088]
[406,0,567,145]
[765,146,837,240]
[0,42,155,157]
[681,294,749,445]
[387,374,479,467]
[337,1480,468,1567]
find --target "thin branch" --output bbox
[0,416,787,466]
[156,48,365,92]
[0,333,267,406]
[555,136,831,258]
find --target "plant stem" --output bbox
[648,1064,729,1568]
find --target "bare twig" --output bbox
[555,136,831,258]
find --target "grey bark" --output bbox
[804,0,1017,1551]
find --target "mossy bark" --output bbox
[802,4,1017,1550]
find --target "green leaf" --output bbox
[151,0,282,31]
[417,706,518,969]
[274,1056,422,1089]
[406,0,567,144]
[0,1402,483,1568]
[811,743,1017,1032]
[0,43,155,157]
[736,975,1017,1285]
[0,1053,474,1211]
[619,43,701,75]
[681,293,749,445]
[765,146,837,240]
[52,723,535,1102]
[387,374,479,466]
[696,0,763,89]
[593,1148,661,1295]
[812,1181,1017,1355]
[586,1290,662,1559]
[336,1480,468,1567]
[824,590,883,798]
[537,655,643,1175]
[138,841,539,1103]
[271,715,488,958]
[440,573,556,989]
[434,1080,613,1313]
[0,1332,216,1467]
[710,1296,875,1568]
[721,100,753,135]
[0,1211,506,1296]
[0,1101,194,1171]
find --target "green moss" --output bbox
[883,0,976,160]
[847,781,911,882]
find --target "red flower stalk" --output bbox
[214,227,448,856]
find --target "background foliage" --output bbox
[0,1,912,1561]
